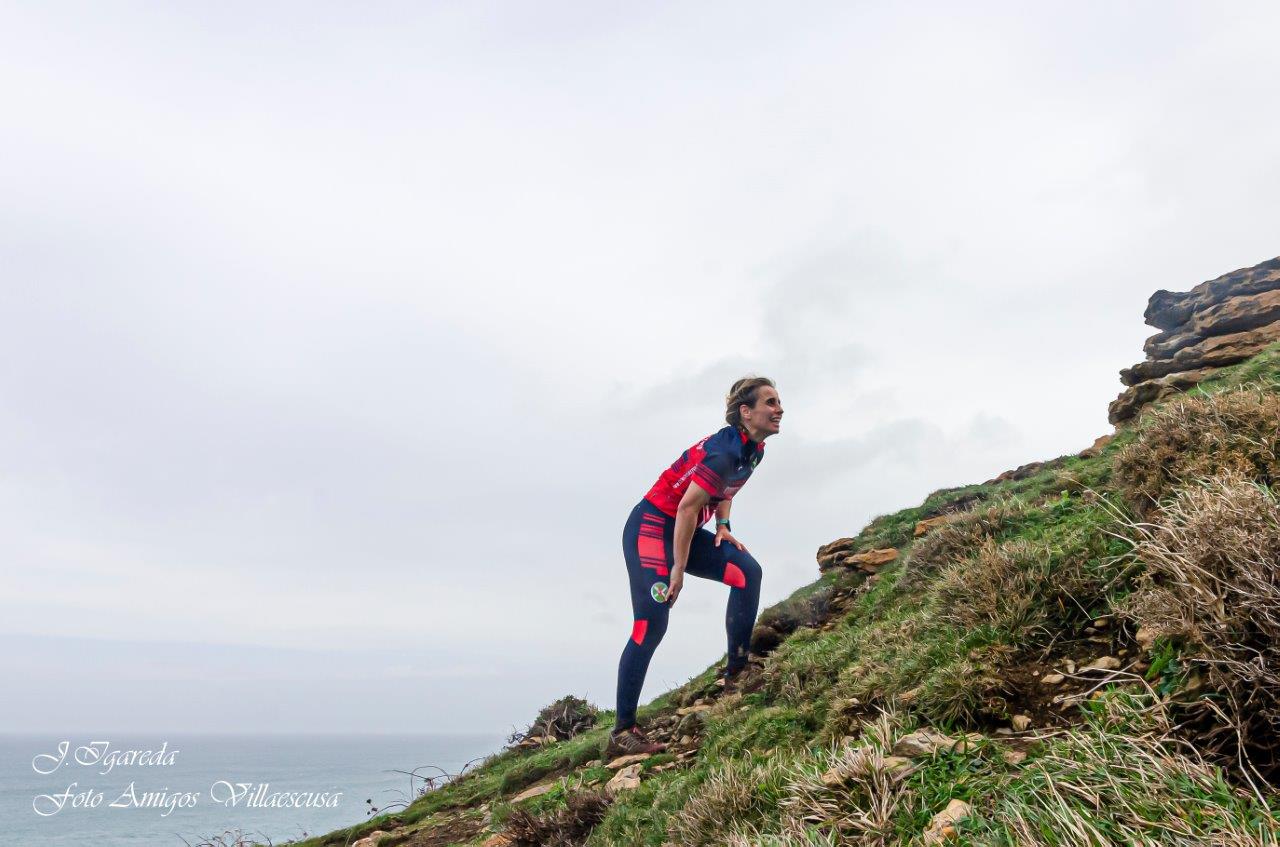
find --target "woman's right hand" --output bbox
[665,570,685,607]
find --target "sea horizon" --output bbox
[2,731,510,846]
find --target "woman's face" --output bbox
[741,386,783,438]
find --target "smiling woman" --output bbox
[604,376,783,758]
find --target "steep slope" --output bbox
[283,265,1280,847]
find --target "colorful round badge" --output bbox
[650,582,668,603]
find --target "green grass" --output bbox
[282,345,1280,847]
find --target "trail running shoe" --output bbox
[604,725,669,758]
[714,667,745,695]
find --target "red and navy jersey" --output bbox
[643,425,766,526]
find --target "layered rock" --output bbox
[1110,256,1280,424]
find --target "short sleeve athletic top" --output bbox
[642,425,766,527]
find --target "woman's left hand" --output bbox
[714,527,746,551]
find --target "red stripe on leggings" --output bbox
[723,561,747,588]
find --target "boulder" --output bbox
[1108,367,1216,424]
[817,537,858,559]
[352,832,390,847]
[1122,322,1280,385]
[1144,258,1280,330]
[1111,256,1280,423]
[1188,287,1280,337]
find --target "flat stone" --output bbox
[605,752,652,769]
[1084,656,1122,671]
[914,515,949,537]
[1011,715,1031,732]
[1040,673,1065,685]
[606,763,643,795]
[845,547,899,571]
[1002,750,1027,766]
[511,782,556,803]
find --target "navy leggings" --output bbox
[614,498,763,731]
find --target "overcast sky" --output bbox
[3,1,1279,735]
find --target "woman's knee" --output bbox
[723,552,762,589]
[628,610,669,648]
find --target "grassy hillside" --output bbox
[278,344,1280,847]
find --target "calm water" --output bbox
[1,733,508,846]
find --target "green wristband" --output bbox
[716,518,732,531]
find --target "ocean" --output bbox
[1,732,509,846]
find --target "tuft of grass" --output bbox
[975,692,1280,846]
[1114,383,1280,514]
[1120,469,1280,786]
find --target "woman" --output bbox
[605,376,783,757]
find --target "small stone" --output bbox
[481,835,514,847]
[676,703,713,716]
[606,763,643,794]
[1085,656,1122,671]
[1010,715,1031,732]
[914,515,950,537]
[1001,750,1027,766]
[922,798,972,844]
[1135,626,1158,651]
[882,755,914,774]
[583,759,602,769]
[893,730,965,758]
[1041,673,1065,685]
[352,833,390,847]
[1065,660,1077,674]
[1093,618,1110,629]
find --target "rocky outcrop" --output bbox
[1110,257,1280,424]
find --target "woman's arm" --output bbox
[713,498,745,551]
[666,483,711,607]
[674,483,711,572]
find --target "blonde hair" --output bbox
[725,376,776,430]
